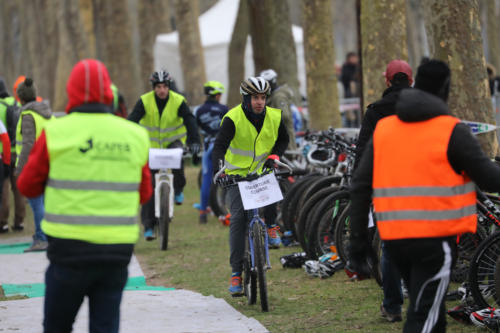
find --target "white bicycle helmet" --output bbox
[240,76,271,96]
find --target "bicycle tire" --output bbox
[296,175,341,215]
[334,197,351,264]
[159,183,170,251]
[308,190,350,259]
[252,222,269,312]
[306,206,335,259]
[283,174,322,237]
[275,178,293,231]
[452,227,487,283]
[244,238,257,305]
[280,175,314,234]
[469,231,500,308]
[296,186,340,253]
[209,185,227,218]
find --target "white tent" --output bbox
[154,0,306,105]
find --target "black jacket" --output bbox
[354,85,408,169]
[350,89,500,244]
[128,92,200,145]
[212,105,289,171]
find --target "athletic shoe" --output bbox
[267,224,281,249]
[380,304,402,323]
[12,223,24,231]
[144,229,155,241]
[229,274,244,296]
[219,214,231,226]
[174,192,184,205]
[199,211,208,224]
[470,307,500,327]
[193,203,201,210]
[23,240,48,252]
[0,224,8,233]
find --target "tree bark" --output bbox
[173,0,206,105]
[302,0,340,130]
[247,0,299,96]
[138,0,171,93]
[424,0,497,156]
[486,0,500,73]
[227,0,249,108]
[406,0,429,71]
[92,0,140,110]
[360,0,408,110]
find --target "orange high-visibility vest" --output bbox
[372,115,477,240]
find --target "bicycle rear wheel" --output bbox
[469,231,500,308]
[159,183,170,251]
[252,222,269,312]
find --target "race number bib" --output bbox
[149,148,183,170]
[238,173,283,210]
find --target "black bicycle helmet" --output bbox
[239,76,271,96]
[150,69,172,88]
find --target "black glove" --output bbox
[3,163,10,179]
[346,234,372,278]
[189,143,201,156]
[263,154,280,170]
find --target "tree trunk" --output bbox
[92,0,140,110]
[227,0,249,108]
[424,0,497,156]
[406,0,429,70]
[138,0,171,93]
[173,0,206,106]
[360,0,408,110]
[486,0,500,73]
[302,0,340,130]
[0,2,24,92]
[247,0,299,96]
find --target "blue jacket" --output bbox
[195,100,228,149]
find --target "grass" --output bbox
[135,166,483,332]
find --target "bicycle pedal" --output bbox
[231,293,244,298]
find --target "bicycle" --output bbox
[213,159,295,312]
[149,147,189,251]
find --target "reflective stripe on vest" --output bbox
[139,90,187,148]
[223,104,281,176]
[41,113,150,244]
[372,115,477,240]
[15,110,53,164]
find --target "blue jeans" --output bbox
[44,262,128,333]
[382,241,403,314]
[200,143,214,211]
[28,194,46,241]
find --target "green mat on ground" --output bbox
[0,242,31,254]
[1,276,174,298]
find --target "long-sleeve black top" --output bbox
[350,89,500,242]
[212,105,289,171]
[128,92,200,145]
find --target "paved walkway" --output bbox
[0,238,268,332]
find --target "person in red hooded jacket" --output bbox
[17,59,152,333]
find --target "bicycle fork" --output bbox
[248,215,272,270]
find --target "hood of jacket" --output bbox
[21,101,53,119]
[65,59,113,113]
[395,88,449,122]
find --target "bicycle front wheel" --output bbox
[252,222,269,312]
[159,183,170,251]
[244,238,257,305]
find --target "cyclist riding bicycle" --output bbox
[128,70,201,240]
[194,81,228,224]
[212,76,289,295]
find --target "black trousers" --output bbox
[141,140,186,230]
[385,237,457,333]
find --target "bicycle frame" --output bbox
[248,208,272,270]
[154,169,174,219]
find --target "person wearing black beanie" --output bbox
[414,59,451,102]
[350,58,500,332]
